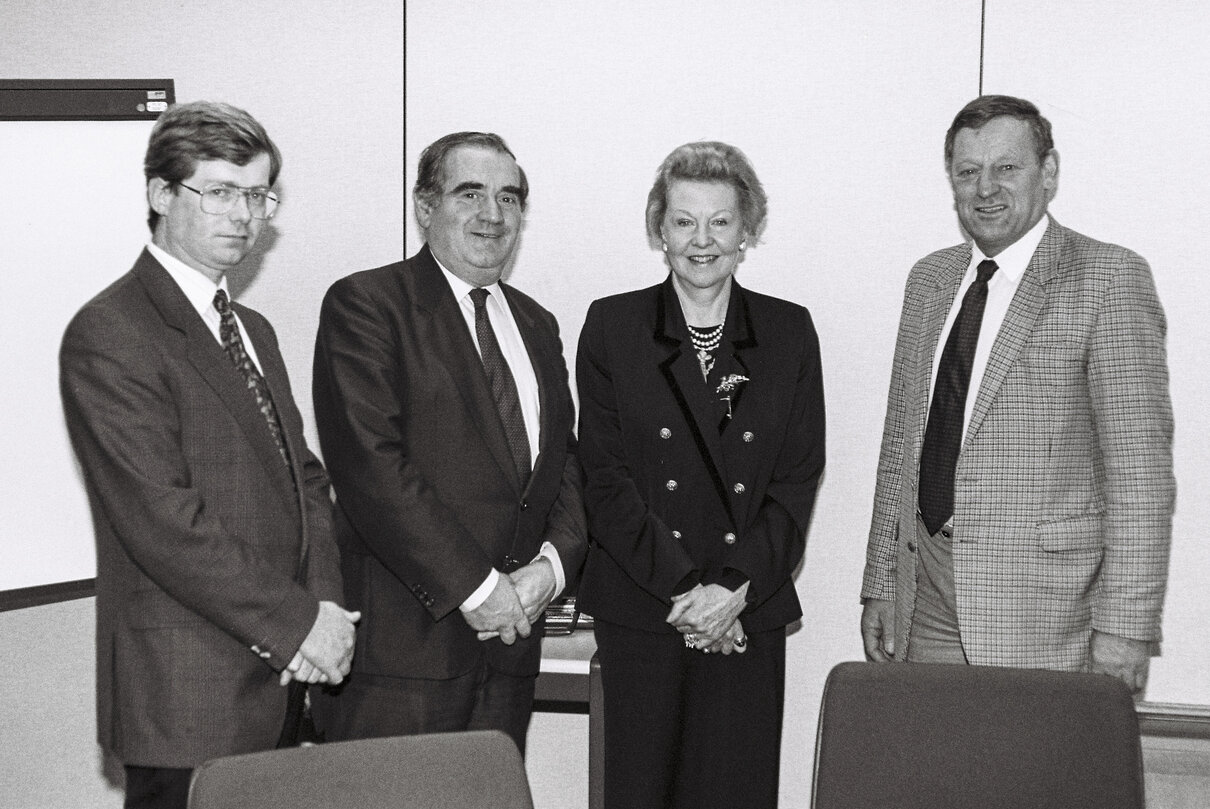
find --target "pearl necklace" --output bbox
[687,322,724,380]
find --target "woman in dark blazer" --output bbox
[576,141,826,809]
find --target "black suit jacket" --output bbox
[312,245,586,679]
[576,277,825,633]
[60,249,341,767]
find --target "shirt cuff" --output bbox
[536,541,566,597]
[459,568,500,612]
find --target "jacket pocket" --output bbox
[1036,513,1103,552]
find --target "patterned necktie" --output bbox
[918,259,999,535]
[213,289,293,471]
[470,287,532,487]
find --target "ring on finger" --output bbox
[734,636,747,649]
[684,633,698,648]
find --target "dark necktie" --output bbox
[918,259,999,535]
[213,289,293,471]
[470,287,532,487]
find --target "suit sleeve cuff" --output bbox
[672,570,701,597]
[459,569,500,612]
[712,568,753,600]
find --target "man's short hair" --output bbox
[644,141,768,249]
[143,101,282,233]
[944,95,1055,168]
[413,132,529,211]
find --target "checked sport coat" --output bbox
[862,217,1175,669]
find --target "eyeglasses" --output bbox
[178,182,280,220]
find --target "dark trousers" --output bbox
[595,618,787,809]
[315,657,537,755]
[123,766,192,809]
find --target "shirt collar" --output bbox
[432,252,504,303]
[146,241,231,318]
[968,214,1050,285]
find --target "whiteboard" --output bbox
[0,119,156,591]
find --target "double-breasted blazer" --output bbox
[862,218,1175,669]
[311,245,586,680]
[576,277,826,632]
[59,249,342,768]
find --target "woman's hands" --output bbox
[666,582,750,654]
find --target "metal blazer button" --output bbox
[733,483,745,494]
[671,530,682,539]
[742,431,754,442]
[723,532,737,544]
[659,427,672,439]
[666,480,678,491]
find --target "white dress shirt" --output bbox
[434,260,565,610]
[146,241,264,373]
[928,215,1049,438]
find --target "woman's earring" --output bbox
[739,240,747,251]
[662,241,669,252]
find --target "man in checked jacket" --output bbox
[860,95,1174,695]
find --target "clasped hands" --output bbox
[466,557,557,645]
[667,582,750,655]
[279,600,360,686]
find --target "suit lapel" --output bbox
[655,278,736,525]
[409,247,521,493]
[965,218,1062,445]
[132,252,298,515]
[715,285,757,433]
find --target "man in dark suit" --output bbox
[312,132,586,753]
[60,101,358,809]
[861,95,1173,693]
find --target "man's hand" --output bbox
[666,582,748,647]
[1090,630,1151,695]
[860,598,895,662]
[462,574,531,645]
[280,601,360,686]
[510,557,558,624]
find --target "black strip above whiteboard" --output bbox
[0,79,175,120]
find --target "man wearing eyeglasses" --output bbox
[60,101,357,809]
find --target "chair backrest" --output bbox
[811,661,1144,809]
[187,729,534,809]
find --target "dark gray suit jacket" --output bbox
[60,249,341,767]
[312,245,586,680]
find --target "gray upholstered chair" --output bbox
[812,661,1144,809]
[188,729,533,809]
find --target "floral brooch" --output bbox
[716,374,749,419]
